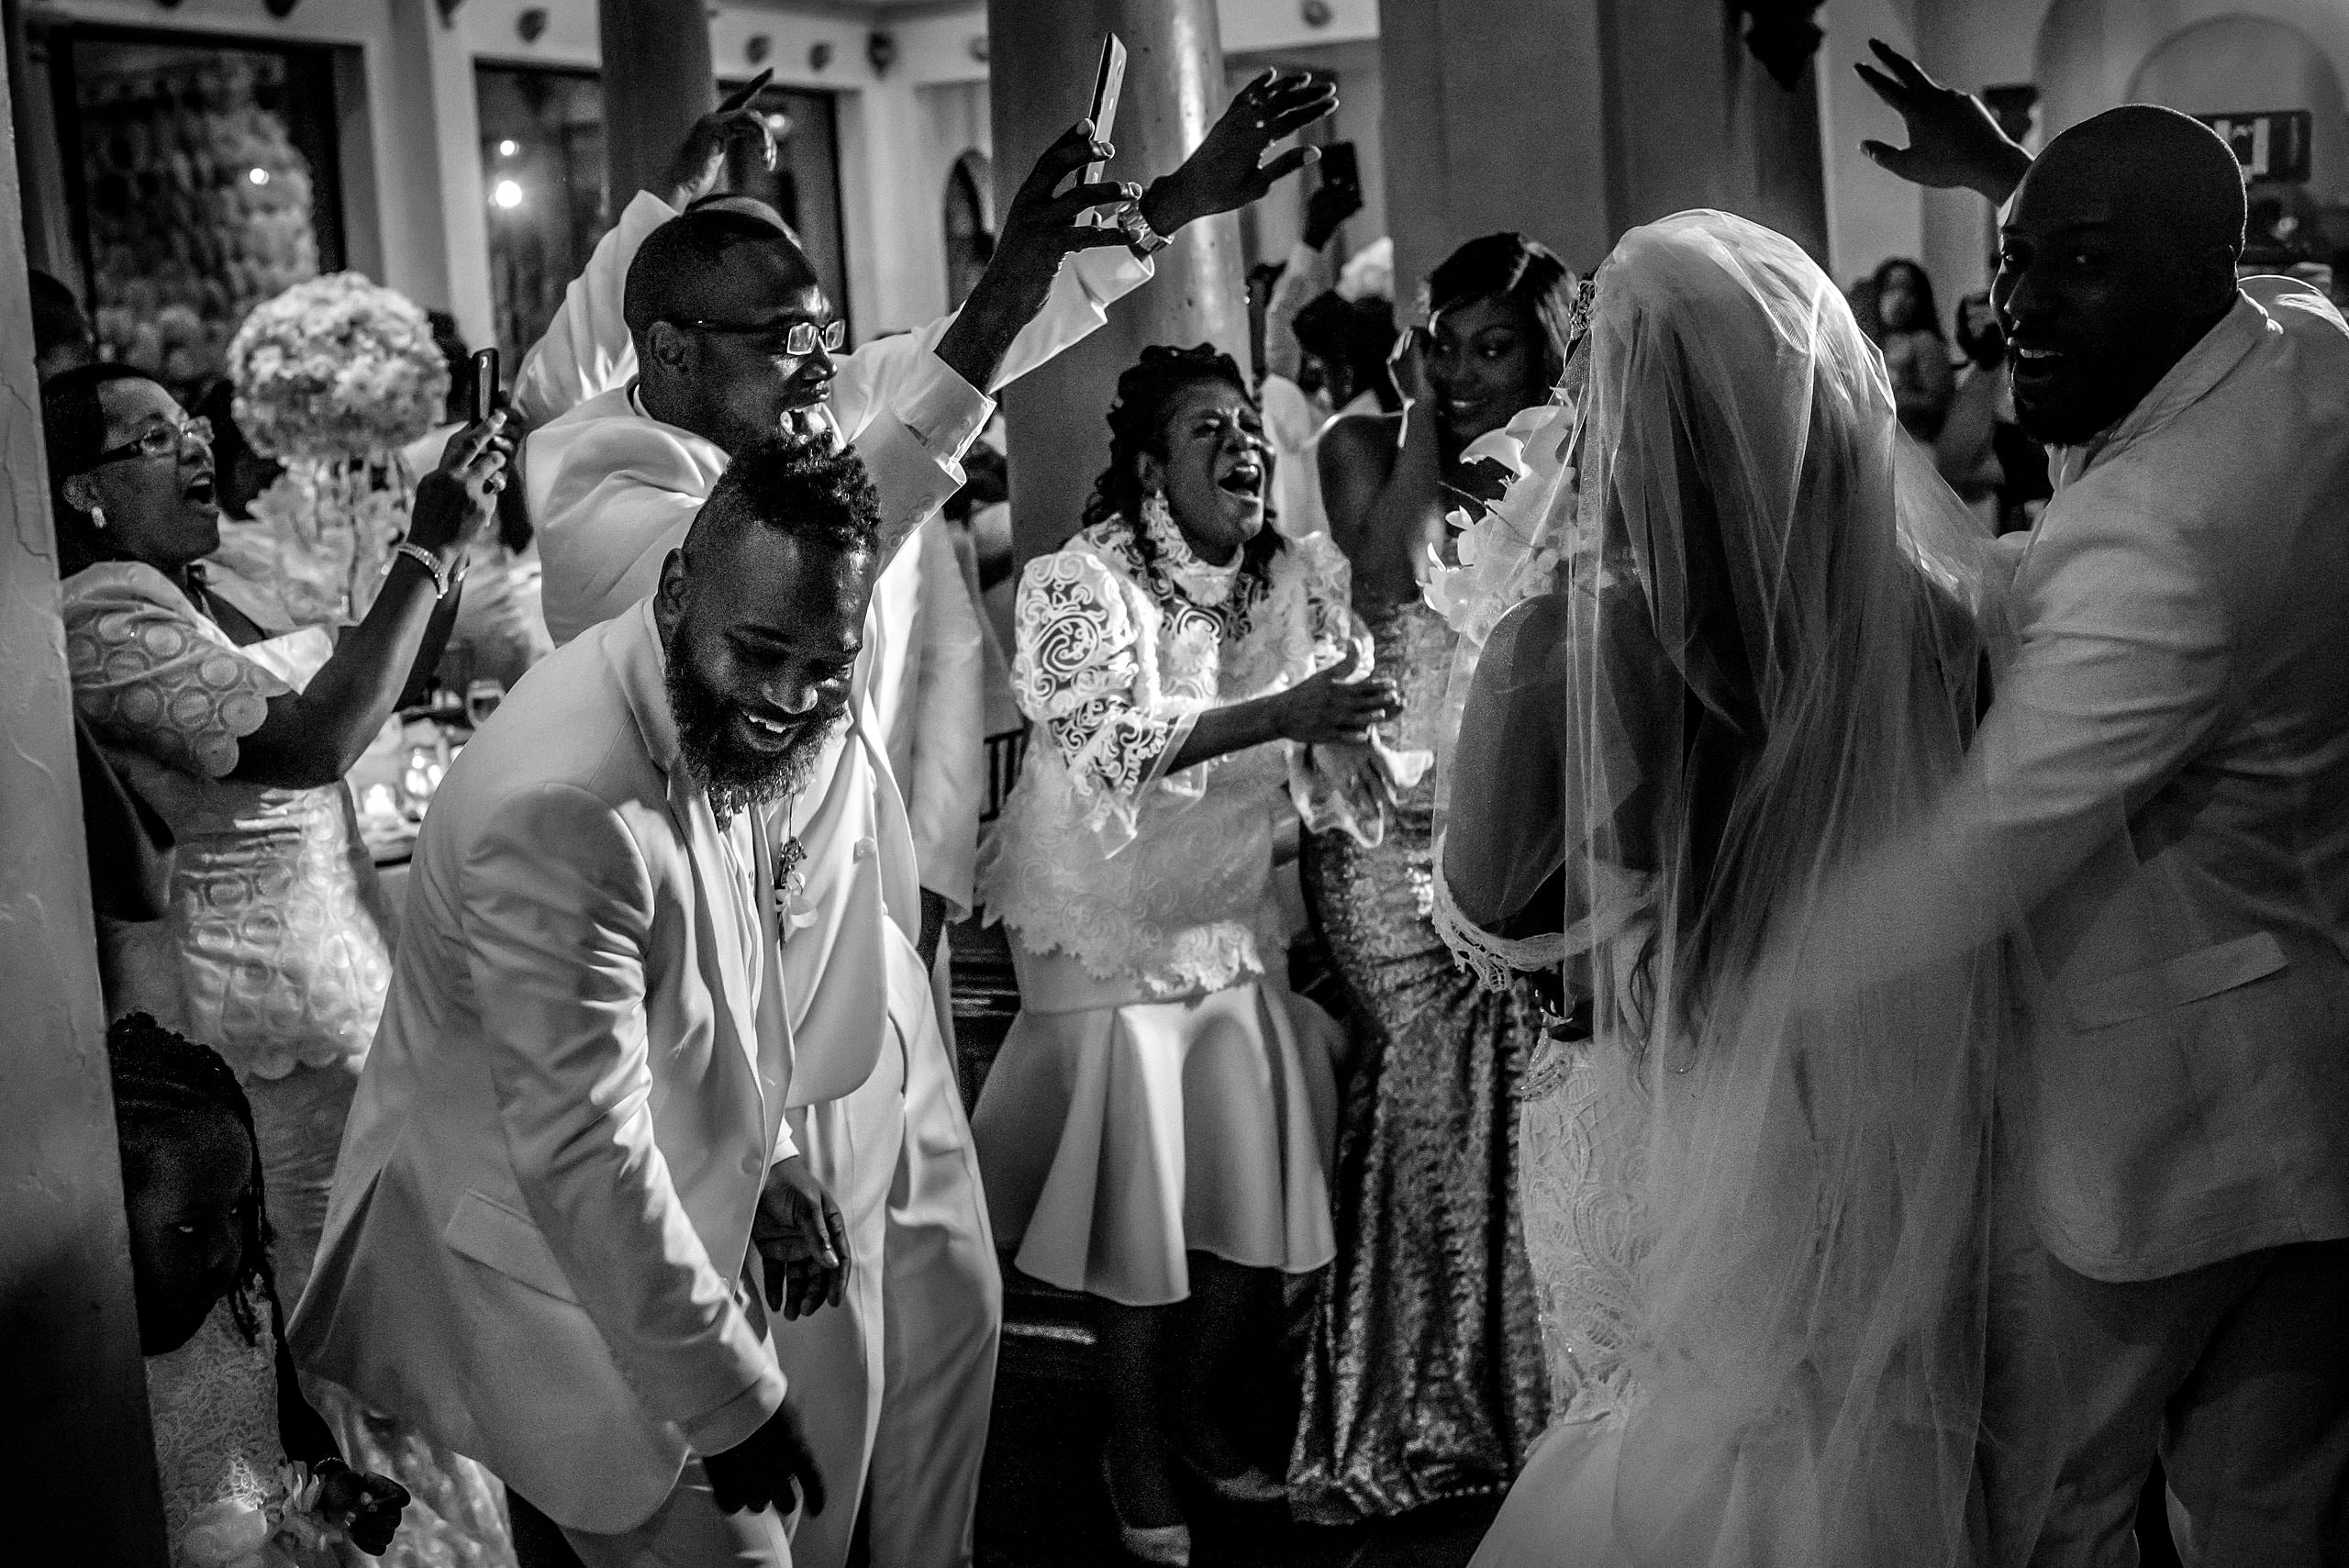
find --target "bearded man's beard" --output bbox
[665,651,843,823]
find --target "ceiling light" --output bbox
[493,179,525,209]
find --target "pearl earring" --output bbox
[89,505,107,531]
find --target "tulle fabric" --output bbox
[1438,211,2012,1565]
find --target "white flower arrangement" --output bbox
[175,1462,359,1568]
[227,272,449,464]
[221,273,447,625]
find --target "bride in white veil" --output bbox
[1432,210,2011,1565]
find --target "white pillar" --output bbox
[0,45,172,1565]
[377,0,494,350]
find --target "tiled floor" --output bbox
[974,1289,1497,1568]
[947,918,1495,1568]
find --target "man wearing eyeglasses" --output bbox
[508,80,1338,1568]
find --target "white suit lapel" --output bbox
[665,770,763,1087]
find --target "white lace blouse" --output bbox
[979,519,1387,998]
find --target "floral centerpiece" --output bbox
[218,272,450,626]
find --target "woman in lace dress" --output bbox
[1287,235,1578,1522]
[1435,214,2007,1565]
[974,346,1410,1565]
[47,365,519,1568]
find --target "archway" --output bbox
[942,149,994,312]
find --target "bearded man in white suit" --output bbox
[509,77,1341,1568]
[292,439,886,1566]
[1839,61,2349,1565]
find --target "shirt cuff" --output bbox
[1072,244,1155,309]
[892,348,996,473]
[681,1359,787,1458]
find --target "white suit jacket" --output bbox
[1822,278,2349,1282]
[290,603,885,1532]
[864,517,987,916]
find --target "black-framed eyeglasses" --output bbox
[670,317,846,358]
[90,415,213,468]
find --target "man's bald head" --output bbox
[1993,104,2247,445]
[2032,105,2246,261]
[623,206,816,339]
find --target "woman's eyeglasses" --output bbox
[91,415,213,467]
[671,317,847,358]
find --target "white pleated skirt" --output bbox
[972,940,1341,1307]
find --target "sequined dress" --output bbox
[1287,596,1553,1522]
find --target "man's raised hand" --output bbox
[933,118,1140,392]
[1853,40,2032,205]
[1143,69,1341,236]
[658,72,780,210]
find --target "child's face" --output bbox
[126,1118,252,1355]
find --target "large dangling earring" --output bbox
[88,505,107,531]
[1140,488,1175,540]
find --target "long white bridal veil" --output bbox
[1434,211,2013,1565]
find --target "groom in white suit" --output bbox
[292,439,885,1565]
[1846,63,2349,1565]
[510,78,1340,1568]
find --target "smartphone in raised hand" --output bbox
[470,347,499,424]
[1319,140,1361,202]
[720,67,774,117]
[1079,33,1128,226]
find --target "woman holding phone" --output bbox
[48,362,522,1567]
[1287,233,1578,1522]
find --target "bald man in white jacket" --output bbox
[515,78,1341,1568]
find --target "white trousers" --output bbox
[557,1460,794,1567]
[778,931,1001,1568]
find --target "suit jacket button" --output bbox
[742,1152,763,1177]
[853,836,876,862]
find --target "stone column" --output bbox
[1376,0,1830,289]
[599,0,717,222]
[0,50,171,1567]
[986,0,1249,564]
[381,0,496,350]
[1376,0,1614,294]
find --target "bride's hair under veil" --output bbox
[1438,210,2011,1565]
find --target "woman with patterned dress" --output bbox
[974,346,1413,1565]
[46,365,520,1568]
[1286,234,1581,1522]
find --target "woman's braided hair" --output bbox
[1080,343,1284,592]
[107,1012,282,1347]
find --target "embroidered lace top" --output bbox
[979,519,1380,996]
